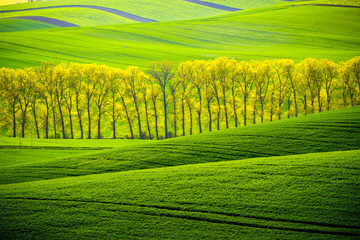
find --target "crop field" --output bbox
[1,0,360,239]
[1,1,360,68]
[0,107,360,239]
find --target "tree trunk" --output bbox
[243,96,247,126]
[232,87,237,127]
[253,103,256,125]
[87,100,91,139]
[216,98,221,130]
[163,91,168,139]
[69,108,74,139]
[278,100,282,120]
[223,88,228,129]
[304,95,307,115]
[173,98,177,137]
[197,111,202,134]
[135,104,142,139]
[76,94,83,139]
[293,91,298,117]
[97,106,102,139]
[181,99,185,136]
[52,105,57,139]
[196,87,202,134]
[154,103,159,140]
[12,104,16,138]
[57,98,66,139]
[207,98,212,132]
[44,99,49,139]
[21,111,27,138]
[288,97,291,118]
[318,92,322,113]
[144,100,151,140]
[188,104,193,135]
[112,105,116,139]
[32,106,40,139]
[327,94,331,111]
[260,101,264,123]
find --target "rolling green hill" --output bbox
[0,8,136,27]
[0,18,58,32]
[1,3,359,68]
[1,106,359,185]
[1,149,359,239]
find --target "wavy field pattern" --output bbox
[1,4,359,68]
[0,0,359,239]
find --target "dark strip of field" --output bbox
[2,16,79,27]
[291,4,360,8]
[0,5,157,23]
[183,0,241,11]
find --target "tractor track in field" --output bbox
[0,5,157,23]
[182,0,241,11]
[3,197,360,236]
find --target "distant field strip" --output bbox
[2,16,79,27]
[183,0,241,11]
[0,5,157,23]
[296,4,360,8]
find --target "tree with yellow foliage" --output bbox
[148,60,176,139]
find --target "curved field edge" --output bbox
[1,4,359,68]
[0,18,57,32]
[1,149,359,239]
[0,8,137,27]
[1,106,359,185]
[0,0,227,23]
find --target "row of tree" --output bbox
[0,56,359,139]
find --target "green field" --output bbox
[1,107,360,239]
[1,0,360,239]
[0,18,57,32]
[1,2,359,68]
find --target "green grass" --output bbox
[0,149,97,167]
[1,150,359,239]
[0,18,57,32]
[0,8,136,27]
[1,4,359,68]
[0,0,226,22]
[1,106,359,185]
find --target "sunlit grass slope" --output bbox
[1,4,359,68]
[0,18,56,32]
[0,0,227,23]
[0,8,136,27]
[1,149,359,239]
[1,106,359,185]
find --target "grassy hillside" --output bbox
[0,0,226,23]
[0,8,136,27]
[0,18,56,32]
[1,149,359,239]
[1,4,359,68]
[1,106,359,185]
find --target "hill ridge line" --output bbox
[0,5,157,23]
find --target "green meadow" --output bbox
[1,0,360,239]
[1,1,360,68]
[1,107,360,239]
